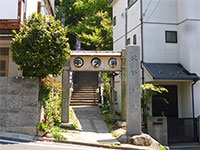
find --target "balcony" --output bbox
[0,0,22,30]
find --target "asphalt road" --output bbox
[0,138,114,150]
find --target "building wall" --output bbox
[143,24,179,63]
[0,0,56,77]
[179,82,193,118]
[176,0,200,117]
[26,0,40,18]
[0,0,18,19]
[112,0,200,117]
[142,0,177,23]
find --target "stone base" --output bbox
[60,122,75,129]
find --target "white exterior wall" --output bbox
[112,0,200,117]
[143,24,179,63]
[113,0,141,113]
[176,0,200,117]
[142,0,177,23]
[49,0,55,13]
[143,0,178,63]
[113,0,141,50]
[0,0,18,19]
[179,82,193,118]
[26,0,40,18]
[113,0,126,50]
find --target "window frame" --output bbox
[128,0,137,8]
[165,31,177,43]
[133,34,137,45]
[0,47,9,77]
[127,38,130,45]
[113,16,116,26]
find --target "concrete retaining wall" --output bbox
[147,116,168,145]
[0,77,40,135]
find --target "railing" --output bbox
[168,118,199,143]
[0,19,20,29]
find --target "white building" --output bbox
[111,0,200,143]
[0,0,55,77]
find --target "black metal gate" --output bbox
[168,118,199,143]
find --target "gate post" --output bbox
[61,61,70,123]
[126,45,141,135]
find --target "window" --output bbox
[0,48,9,77]
[128,0,137,8]
[127,38,130,45]
[165,31,177,43]
[133,34,137,45]
[113,16,116,26]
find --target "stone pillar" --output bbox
[61,61,70,123]
[121,49,126,121]
[126,45,141,135]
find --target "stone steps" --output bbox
[70,72,98,106]
[72,94,98,98]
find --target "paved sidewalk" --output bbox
[61,106,120,145]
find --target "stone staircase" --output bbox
[70,72,99,106]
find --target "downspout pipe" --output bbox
[140,0,144,84]
[192,80,198,119]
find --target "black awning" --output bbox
[143,62,199,81]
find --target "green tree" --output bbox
[56,0,112,50]
[11,13,70,78]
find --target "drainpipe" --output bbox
[125,8,128,47]
[140,0,144,84]
[192,80,197,119]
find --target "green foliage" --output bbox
[101,72,111,107]
[37,122,49,132]
[141,83,168,128]
[69,108,80,129]
[39,77,62,127]
[141,83,168,104]
[50,125,68,140]
[160,145,167,150]
[56,0,112,50]
[51,131,67,141]
[39,85,51,102]
[11,13,70,78]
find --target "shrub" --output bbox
[39,77,62,127]
[37,122,49,132]
[11,13,70,78]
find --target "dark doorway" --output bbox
[152,85,199,143]
[152,85,178,118]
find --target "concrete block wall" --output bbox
[0,77,40,135]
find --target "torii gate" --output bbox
[61,45,141,135]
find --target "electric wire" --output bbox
[143,0,152,17]
[146,0,162,22]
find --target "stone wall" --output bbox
[0,77,40,135]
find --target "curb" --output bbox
[34,136,150,150]
[0,132,150,150]
[0,132,34,142]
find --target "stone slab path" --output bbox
[61,106,120,145]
